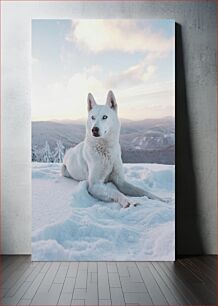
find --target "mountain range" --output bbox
[32,117,175,164]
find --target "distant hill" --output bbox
[32,121,85,149]
[32,117,175,164]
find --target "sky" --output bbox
[32,19,175,121]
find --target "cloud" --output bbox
[32,20,175,121]
[118,80,175,99]
[84,65,102,75]
[108,62,157,89]
[64,19,174,89]
[32,68,107,121]
[64,20,174,92]
[32,67,174,121]
[117,83,175,120]
[66,20,174,54]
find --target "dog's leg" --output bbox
[115,179,147,196]
[116,179,165,202]
[61,164,71,178]
[111,171,165,202]
[88,181,135,208]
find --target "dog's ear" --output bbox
[106,90,117,112]
[87,93,96,112]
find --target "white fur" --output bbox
[62,91,164,208]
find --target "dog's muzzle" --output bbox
[92,127,100,137]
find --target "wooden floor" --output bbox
[0,256,217,305]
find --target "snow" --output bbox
[32,162,175,261]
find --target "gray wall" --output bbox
[1,1,217,255]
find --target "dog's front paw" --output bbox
[162,198,171,203]
[121,199,139,208]
[120,199,131,208]
[123,202,131,208]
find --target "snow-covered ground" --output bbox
[32,163,175,261]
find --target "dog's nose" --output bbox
[92,127,99,134]
[92,127,100,137]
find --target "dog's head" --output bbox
[86,90,120,139]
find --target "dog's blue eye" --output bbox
[91,116,95,120]
[102,115,108,120]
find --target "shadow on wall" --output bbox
[175,23,205,256]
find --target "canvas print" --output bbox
[32,19,175,261]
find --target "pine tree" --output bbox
[32,145,39,162]
[42,141,53,162]
[53,140,65,163]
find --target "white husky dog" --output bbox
[62,91,164,208]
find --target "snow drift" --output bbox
[32,163,175,261]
